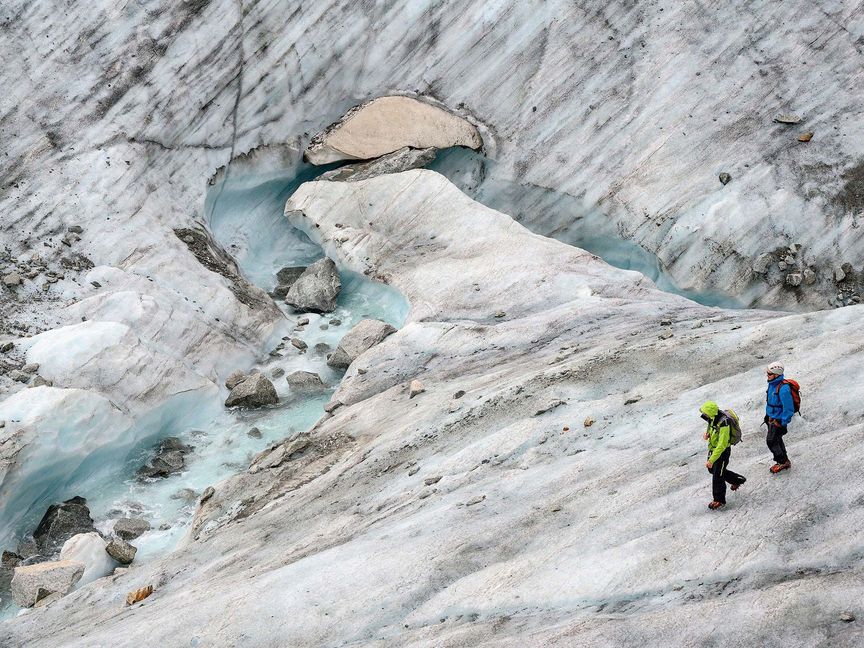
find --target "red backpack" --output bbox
[776,379,801,414]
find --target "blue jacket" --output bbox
[766,375,795,425]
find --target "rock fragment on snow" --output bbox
[534,399,565,415]
[624,395,642,405]
[786,273,803,287]
[752,253,773,274]
[718,172,731,185]
[9,370,30,383]
[584,417,594,427]
[797,132,813,141]
[839,611,856,622]
[773,114,801,124]
[659,331,674,339]
[409,380,425,398]
[327,318,396,369]
[125,584,153,606]
[3,272,22,287]
[803,268,817,285]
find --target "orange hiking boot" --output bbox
[708,501,725,510]
[770,461,791,474]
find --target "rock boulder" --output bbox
[304,96,482,165]
[327,319,396,369]
[224,373,278,408]
[105,538,137,565]
[31,496,95,555]
[138,437,194,479]
[318,147,437,182]
[284,258,341,313]
[225,370,247,390]
[11,560,85,607]
[276,266,306,287]
[113,517,150,541]
[271,266,306,299]
[286,370,326,390]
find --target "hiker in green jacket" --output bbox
[700,401,746,510]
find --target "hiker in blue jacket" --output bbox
[765,361,795,473]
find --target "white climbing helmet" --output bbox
[767,361,784,375]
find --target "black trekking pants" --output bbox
[708,448,746,503]
[766,422,789,463]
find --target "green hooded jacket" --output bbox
[701,401,731,464]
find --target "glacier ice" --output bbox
[430,149,748,309]
[0,161,409,619]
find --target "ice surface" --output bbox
[431,149,748,309]
[0,387,132,552]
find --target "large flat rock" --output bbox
[305,96,482,165]
[11,560,85,607]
